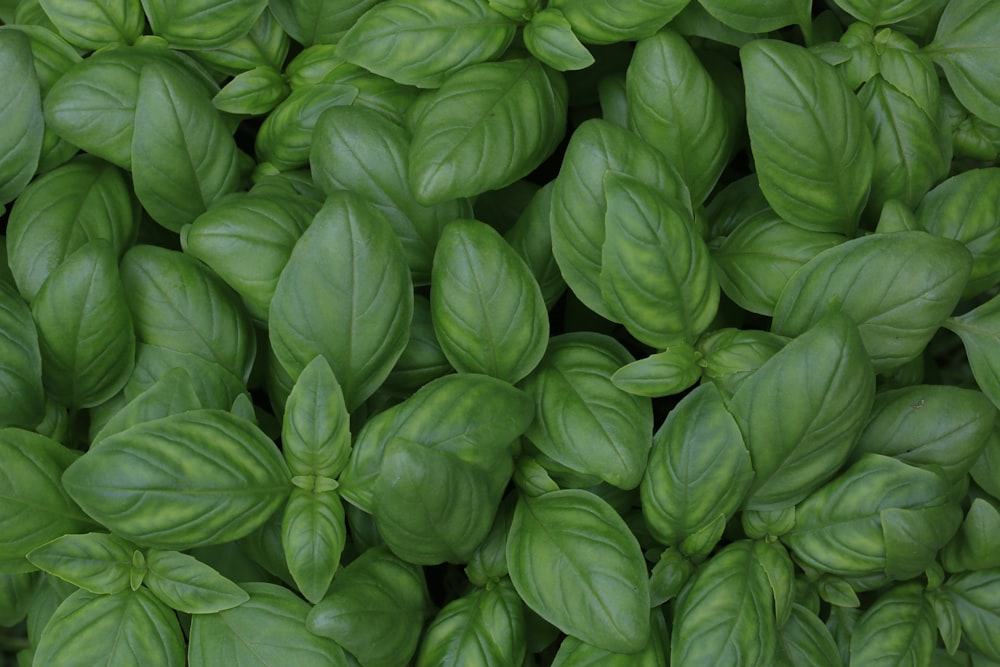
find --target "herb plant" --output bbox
[2,0,1000,665]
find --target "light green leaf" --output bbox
[255,83,359,171]
[849,583,937,666]
[626,29,731,205]
[336,0,516,88]
[940,498,1000,572]
[0,29,43,206]
[268,0,382,45]
[121,245,256,383]
[523,8,594,72]
[212,66,289,115]
[610,345,701,398]
[268,191,413,411]
[431,219,549,383]
[141,0,268,49]
[507,489,650,654]
[191,7,290,75]
[26,533,134,595]
[943,568,1000,660]
[773,231,972,373]
[32,588,185,667]
[742,39,874,235]
[38,0,144,50]
[408,58,567,204]
[143,548,249,614]
[62,409,290,550]
[548,0,689,44]
[697,0,811,32]
[282,355,350,480]
[31,240,135,408]
[189,582,349,667]
[779,604,841,667]
[833,0,940,25]
[131,62,241,231]
[281,488,346,603]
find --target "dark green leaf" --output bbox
[268,0,387,45]
[0,29,43,206]
[849,583,937,666]
[37,0,144,50]
[944,292,1000,410]
[0,282,44,428]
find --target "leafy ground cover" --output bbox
[2,0,1000,665]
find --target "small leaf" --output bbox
[281,488,346,603]
[610,345,701,397]
[26,533,134,595]
[212,66,289,115]
[282,355,351,480]
[523,8,594,72]
[143,549,248,614]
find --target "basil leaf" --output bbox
[62,409,290,550]
[503,183,566,310]
[268,0,381,45]
[121,245,256,383]
[124,343,246,411]
[416,579,527,667]
[773,231,972,373]
[306,546,430,667]
[189,582,349,667]
[310,104,471,285]
[730,313,876,511]
[382,294,452,396]
[610,345,701,398]
[942,568,1000,660]
[926,0,1000,127]
[269,191,413,411]
[142,0,268,50]
[282,355,350,480]
[697,0,811,32]
[600,172,718,346]
[143,548,249,614]
[671,540,780,666]
[31,240,135,408]
[523,8,595,72]
[0,30,43,206]
[0,571,34,628]
[548,0,688,44]
[641,383,753,549]
[5,156,138,303]
[551,610,669,666]
[26,533,134,595]
[32,588,185,667]
[431,219,549,382]
[337,0,516,88]
[944,292,1000,410]
[0,282,45,428]
[742,39,874,235]
[519,333,653,490]
[192,7,290,75]
[507,489,650,653]
[408,58,568,204]
[37,0,144,50]
[0,429,90,572]
[212,66,289,115]
[779,603,840,667]
[626,29,731,205]
[850,583,937,666]
[281,488,345,603]
[255,83,358,171]
[940,498,1000,572]
[131,61,242,232]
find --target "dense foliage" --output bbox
[2,0,1000,665]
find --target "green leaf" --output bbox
[340,372,532,512]
[610,345,701,397]
[523,8,595,72]
[0,30,43,206]
[26,533,134,595]
[696,327,788,398]
[742,39,874,235]
[131,61,242,231]
[779,604,841,667]
[123,343,246,411]
[850,583,937,666]
[310,104,473,285]
[32,588,185,667]
[5,155,138,303]
[519,333,653,490]
[192,7,290,75]
[853,385,995,482]
[212,66,289,115]
[281,488,346,603]
[121,245,256,383]
[916,168,1000,298]
[416,579,526,667]
[255,83,359,171]
[62,409,290,550]
[0,282,45,429]
[833,0,940,25]
[408,58,568,204]
[336,0,516,88]
[143,548,249,614]
[31,240,135,408]
[269,191,413,411]
[189,582,349,666]
[626,29,732,205]
[431,219,549,382]
[943,568,1000,660]
[306,547,430,667]
[940,498,1000,572]
[782,455,960,581]
[926,0,1000,127]
[551,609,669,665]
[671,540,780,666]
[548,0,689,44]
[697,0,811,32]
[599,172,719,346]
[507,489,650,654]
[730,313,876,511]
[141,0,268,49]
[268,0,381,45]
[382,294,452,395]
[773,231,972,373]
[0,429,90,571]
[641,383,753,548]
[944,293,1000,411]
[282,355,350,480]
[38,0,144,50]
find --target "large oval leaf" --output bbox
[142,0,268,50]
[431,219,549,382]
[507,489,650,653]
[742,39,874,235]
[408,58,567,204]
[0,29,43,206]
[38,0,145,50]
[268,191,413,411]
[62,409,290,549]
[772,231,972,373]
